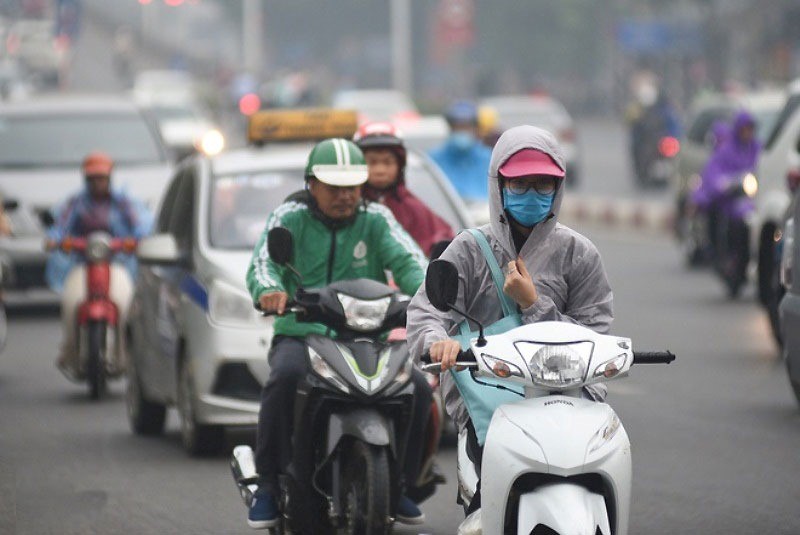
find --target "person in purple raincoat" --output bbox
[691,111,761,257]
[692,111,760,210]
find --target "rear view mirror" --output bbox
[268,227,293,266]
[137,234,181,265]
[2,198,18,211]
[426,259,459,312]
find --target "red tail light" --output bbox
[238,93,261,116]
[659,136,680,158]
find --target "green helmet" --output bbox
[304,138,368,186]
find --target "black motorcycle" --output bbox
[231,227,432,535]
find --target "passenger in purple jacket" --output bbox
[692,111,760,209]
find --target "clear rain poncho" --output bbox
[407,125,614,430]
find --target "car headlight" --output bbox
[515,341,593,388]
[336,293,391,332]
[481,354,524,378]
[588,412,621,454]
[198,129,225,156]
[309,346,350,393]
[781,218,794,290]
[208,280,261,328]
[86,234,112,262]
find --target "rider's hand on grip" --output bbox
[259,291,289,315]
[429,339,462,371]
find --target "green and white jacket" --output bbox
[247,193,427,339]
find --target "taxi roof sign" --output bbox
[247,108,359,144]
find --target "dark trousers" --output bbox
[255,336,432,496]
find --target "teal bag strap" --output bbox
[464,229,518,317]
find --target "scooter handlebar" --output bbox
[256,301,299,317]
[632,351,676,364]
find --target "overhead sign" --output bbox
[247,109,359,144]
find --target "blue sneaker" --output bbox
[248,488,279,529]
[396,495,425,525]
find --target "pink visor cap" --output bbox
[499,148,565,178]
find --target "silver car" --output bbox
[126,142,473,456]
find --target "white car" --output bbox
[478,94,580,185]
[126,110,473,456]
[0,95,172,291]
[751,79,800,306]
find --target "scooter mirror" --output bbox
[267,227,293,266]
[426,259,459,312]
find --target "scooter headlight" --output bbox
[336,293,391,332]
[86,234,112,262]
[515,341,593,388]
[308,346,350,394]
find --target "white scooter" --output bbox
[423,259,675,535]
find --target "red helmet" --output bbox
[353,122,407,169]
[81,151,114,176]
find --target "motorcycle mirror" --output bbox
[267,227,293,266]
[426,259,459,312]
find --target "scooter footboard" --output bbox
[516,482,610,535]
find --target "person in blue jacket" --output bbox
[47,152,152,379]
[429,100,493,203]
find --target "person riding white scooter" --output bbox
[407,126,614,526]
[46,152,151,382]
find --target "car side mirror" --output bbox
[137,234,182,265]
[268,227,293,266]
[426,259,459,312]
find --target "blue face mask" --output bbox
[450,131,475,151]
[503,189,554,227]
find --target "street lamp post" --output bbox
[391,0,412,96]
[243,0,264,77]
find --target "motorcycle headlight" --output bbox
[309,346,350,393]
[515,341,593,388]
[86,234,112,262]
[481,354,524,378]
[742,173,758,197]
[208,280,261,328]
[336,293,391,332]
[588,412,621,454]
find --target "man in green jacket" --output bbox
[245,138,431,529]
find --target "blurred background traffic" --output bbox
[3,1,800,534]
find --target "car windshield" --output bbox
[0,113,164,167]
[209,170,302,250]
[483,100,569,130]
[752,109,781,143]
[209,157,465,250]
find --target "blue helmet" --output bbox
[445,100,479,126]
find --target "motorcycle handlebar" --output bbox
[632,351,676,364]
[256,301,299,317]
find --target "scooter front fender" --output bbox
[516,482,610,535]
[326,408,394,456]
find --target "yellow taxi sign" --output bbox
[247,108,359,144]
